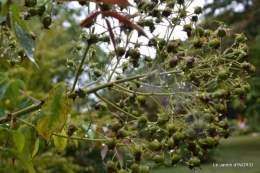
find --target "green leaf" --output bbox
[25,113,42,157]
[0,126,8,131]
[0,72,8,79]
[32,138,39,158]
[15,79,26,90]
[0,16,6,24]
[10,2,19,17]
[6,148,35,173]
[12,130,25,152]
[14,22,38,67]
[0,107,6,118]
[53,129,67,154]
[36,82,68,143]
[5,80,19,102]
[0,81,10,101]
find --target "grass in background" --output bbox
[152,135,260,173]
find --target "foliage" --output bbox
[0,0,256,172]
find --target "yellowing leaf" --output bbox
[12,130,25,152]
[53,129,67,154]
[36,82,68,144]
[32,138,39,158]
[6,148,35,173]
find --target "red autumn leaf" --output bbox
[105,19,118,58]
[80,11,149,38]
[58,0,132,7]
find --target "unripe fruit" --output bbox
[171,154,181,165]
[140,166,150,173]
[42,15,52,29]
[217,120,229,130]
[131,163,140,173]
[157,116,168,126]
[116,129,128,139]
[193,120,206,133]
[162,7,171,17]
[177,0,184,5]
[220,128,230,139]
[105,161,117,173]
[105,138,117,150]
[137,95,145,106]
[206,123,217,134]
[138,114,148,125]
[194,6,202,14]
[144,19,153,27]
[167,1,175,8]
[87,34,99,44]
[214,103,226,113]
[150,139,162,151]
[118,169,127,173]
[28,8,38,17]
[209,38,220,49]
[76,88,86,98]
[192,27,204,37]
[234,88,244,96]
[243,85,250,93]
[153,155,165,165]
[203,113,214,123]
[25,0,37,7]
[235,34,246,42]
[37,4,46,16]
[93,69,102,77]
[173,131,182,142]
[129,49,141,59]
[133,146,143,162]
[100,35,110,43]
[217,27,226,37]
[149,126,157,135]
[203,29,211,37]
[187,157,200,169]
[218,70,228,80]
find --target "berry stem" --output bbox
[70,44,91,93]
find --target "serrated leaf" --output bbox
[6,148,35,173]
[53,129,67,154]
[12,130,25,152]
[35,82,68,143]
[14,22,38,67]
